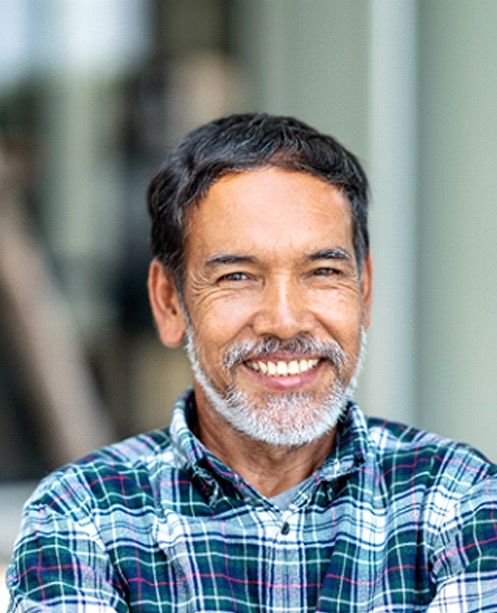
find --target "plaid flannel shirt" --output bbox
[7,389,497,611]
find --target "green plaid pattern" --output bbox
[7,389,497,611]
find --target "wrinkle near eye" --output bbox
[187,267,256,314]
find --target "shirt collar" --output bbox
[169,388,369,497]
[315,401,369,482]
[169,388,209,470]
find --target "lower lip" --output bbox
[240,360,326,391]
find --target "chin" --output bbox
[202,380,348,448]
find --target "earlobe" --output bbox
[361,253,373,331]
[148,259,187,347]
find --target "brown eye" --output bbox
[218,272,249,282]
[313,267,339,276]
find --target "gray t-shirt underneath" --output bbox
[270,481,305,510]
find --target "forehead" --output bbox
[186,167,354,259]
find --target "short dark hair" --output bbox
[147,113,369,290]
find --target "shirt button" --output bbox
[281,522,290,535]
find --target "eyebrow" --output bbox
[204,248,353,268]
[308,247,353,262]
[204,253,260,267]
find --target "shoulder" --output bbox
[25,428,176,519]
[365,415,497,497]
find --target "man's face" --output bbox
[180,166,372,446]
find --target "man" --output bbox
[7,113,497,611]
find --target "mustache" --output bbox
[222,334,348,373]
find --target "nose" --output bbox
[252,276,315,340]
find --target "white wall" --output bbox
[417,1,497,460]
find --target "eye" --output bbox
[312,267,341,277]
[217,271,249,282]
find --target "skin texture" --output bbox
[148,167,372,496]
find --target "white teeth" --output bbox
[276,361,288,376]
[267,361,277,376]
[288,360,300,375]
[247,358,319,377]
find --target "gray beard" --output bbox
[185,327,367,448]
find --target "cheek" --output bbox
[315,291,363,325]
[192,311,248,365]
[191,293,255,336]
[314,298,365,354]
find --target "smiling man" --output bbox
[7,114,497,611]
[149,164,371,498]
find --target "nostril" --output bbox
[252,309,314,340]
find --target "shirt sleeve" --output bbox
[6,502,128,612]
[427,475,497,611]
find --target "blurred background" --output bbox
[2,0,497,605]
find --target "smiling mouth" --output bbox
[245,358,321,377]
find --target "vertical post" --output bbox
[363,0,418,424]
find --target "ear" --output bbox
[360,252,373,331]
[148,259,188,347]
